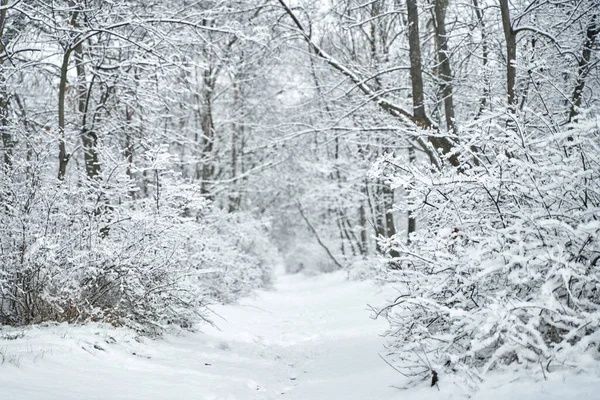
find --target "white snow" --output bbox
[1,269,599,400]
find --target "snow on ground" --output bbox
[1,269,599,400]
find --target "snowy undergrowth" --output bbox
[373,114,600,389]
[0,146,276,334]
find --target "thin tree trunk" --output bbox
[337,208,358,256]
[57,10,83,180]
[370,1,383,88]
[569,20,599,122]
[57,49,72,180]
[499,0,517,108]
[359,202,368,256]
[406,0,428,126]
[383,182,399,258]
[407,144,416,242]
[433,0,455,133]
[229,79,240,212]
[200,68,215,195]
[124,105,136,197]
[383,184,396,237]
[0,0,11,170]
[473,0,490,118]
[73,37,100,179]
[370,184,386,254]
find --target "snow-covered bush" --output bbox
[0,145,275,334]
[374,113,600,386]
[194,209,278,302]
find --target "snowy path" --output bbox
[0,271,401,400]
[196,271,401,400]
[2,270,600,400]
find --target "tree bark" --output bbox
[407,144,416,241]
[405,0,458,166]
[569,19,599,122]
[0,0,11,169]
[499,0,517,108]
[229,79,241,212]
[57,9,83,180]
[473,0,490,118]
[406,0,428,126]
[359,202,368,255]
[200,68,216,195]
[73,36,101,179]
[57,49,71,180]
[433,0,455,133]
[124,105,136,197]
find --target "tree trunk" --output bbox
[0,0,11,170]
[406,0,458,167]
[569,20,599,122]
[359,202,368,256]
[407,144,416,241]
[473,0,490,118]
[57,50,71,180]
[229,79,240,212]
[499,0,517,108]
[370,184,386,254]
[383,182,399,258]
[124,105,136,197]
[200,68,215,195]
[406,0,428,126]
[383,184,396,237]
[433,0,455,133]
[73,38,101,179]
[57,9,84,180]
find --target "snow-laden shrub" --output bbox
[373,113,600,386]
[194,209,278,302]
[0,146,275,334]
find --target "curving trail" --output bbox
[1,270,598,400]
[0,271,400,400]
[195,271,401,400]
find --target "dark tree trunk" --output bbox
[0,0,11,170]
[359,203,368,255]
[407,144,416,241]
[229,79,241,212]
[499,0,517,108]
[74,39,101,179]
[569,20,599,122]
[406,0,458,167]
[433,0,455,134]
[406,0,428,126]
[57,10,82,180]
[200,68,216,196]
[57,50,71,180]
[473,0,490,118]
[124,105,136,197]
[383,183,396,238]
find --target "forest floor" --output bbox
[1,268,599,399]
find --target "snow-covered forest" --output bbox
[1,0,599,398]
